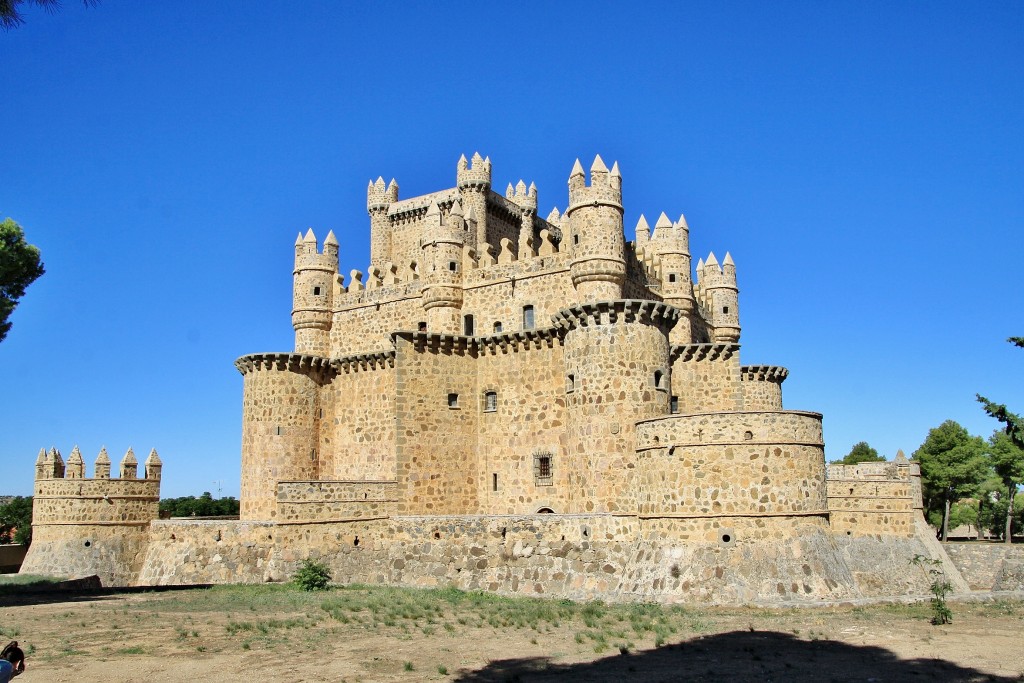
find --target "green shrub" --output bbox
[293,559,331,591]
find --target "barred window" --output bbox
[534,453,553,486]
[484,391,497,412]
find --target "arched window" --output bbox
[493,321,503,333]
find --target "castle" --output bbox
[23,154,978,603]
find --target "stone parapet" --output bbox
[276,480,398,524]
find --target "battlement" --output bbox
[826,455,921,537]
[505,180,538,213]
[553,299,679,335]
[367,176,400,212]
[456,152,492,189]
[35,446,161,481]
[740,365,789,383]
[566,155,622,215]
[294,229,339,268]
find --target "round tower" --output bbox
[566,155,626,302]
[702,252,741,343]
[652,212,696,344]
[367,176,398,268]
[420,200,466,334]
[457,152,491,252]
[292,228,338,356]
[235,353,325,521]
[556,300,679,513]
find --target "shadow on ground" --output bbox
[454,630,1016,682]
[0,582,212,608]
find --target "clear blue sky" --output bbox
[2,2,1021,498]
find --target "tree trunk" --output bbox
[942,497,950,542]
[1006,487,1016,545]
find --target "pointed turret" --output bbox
[702,251,740,343]
[34,448,47,480]
[95,446,111,479]
[566,154,626,301]
[66,445,84,479]
[505,182,515,199]
[654,212,673,239]
[323,230,339,260]
[635,215,650,249]
[293,223,339,356]
[368,172,399,268]
[120,447,138,479]
[546,207,562,227]
[47,447,65,479]
[144,448,163,481]
[457,152,492,251]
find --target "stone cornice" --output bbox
[553,299,680,333]
[670,342,739,363]
[740,365,789,383]
[234,353,334,377]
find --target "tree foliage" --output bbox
[0,496,33,546]
[914,420,988,542]
[159,492,239,518]
[0,0,97,30]
[834,441,884,465]
[987,430,1024,542]
[977,337,1024,450]
[0,218,45,342]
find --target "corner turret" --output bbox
[144,448,163,481]
[566,155,626,301]
[457,152,491,251]
[292,228,339,357]
[367,176,399,268]
[650,212,696,343]
[700,251,741,343]
[419,200,466,333]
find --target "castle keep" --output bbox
[24,154,976,603]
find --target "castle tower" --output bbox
[511,180,538,258]
[120,447,138,479]
[21,444,162,587]
[419,200,465,334]
[66,445,84,479]
[701,252,741,343]
[651,212,696,344]
[367,176,399,268]
[235,353,326,521]
[144,448,163,481]
[34,448,46,480]
[457,153,491,252]
[292,228,339,357]
[94,447,111,479]
[566,156,626,301]
[556,300,679,513]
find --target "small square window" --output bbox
[670,396,679,414]
[534,453,553,486]
[448,393,459,408]
[312,286,322,296]
[493,321,502,333]
[484,391,497,412]
[418,321,427,332]
[449,261,457,272]
[723,306,730,314]
[668,274,676,283]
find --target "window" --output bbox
[418,321,427,332]
[312,286,322,296]
[492,473,498,491]
[448,393,459,408]
[654,370,666,391]
[275,425,283,436]
[484,391,497,412]
[493,321,502,333]
[566,374,575,393]
[723,306,730,314]
[668,274,676,283]
[573,234,579,245]
[463,314,474,336]
[670,396,679,414]
[449,261,457,272]
[523,305,535,330]
[534,453,553,486]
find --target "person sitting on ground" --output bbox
[0,640,25,680]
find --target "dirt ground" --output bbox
[1,584,1021,683]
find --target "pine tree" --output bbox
[914,420,989,542]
